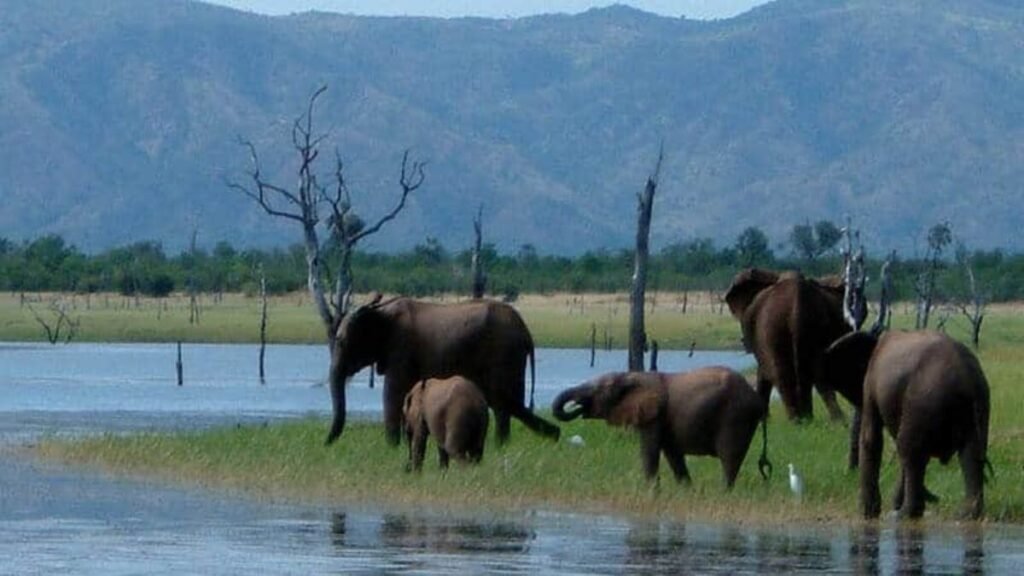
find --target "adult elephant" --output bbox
[724,268,849,421]
[824,330,991,519]
[551,367,771,488]
[325,296,560,446]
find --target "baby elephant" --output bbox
[551,367,771,488]
[825,330,991,520]
[402,376,490,471]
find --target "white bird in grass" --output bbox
[568,434,586,448]
[788,463,804,499]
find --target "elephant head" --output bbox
[326,295,394,445]
[724,268,781,320]
[822,331,879,408]
[552,372,664,428]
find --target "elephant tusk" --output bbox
[563,400,582,414]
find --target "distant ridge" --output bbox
[1,0,1022,254]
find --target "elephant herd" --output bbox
[325,269,992,521]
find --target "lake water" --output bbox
[2,342,1024,574]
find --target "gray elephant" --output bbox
[326,296,560,446]
[403,376,490,471]
[725,268,849,421]
[824,330,991,519]
[551,367,771,488]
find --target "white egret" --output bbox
[788,463,804,498]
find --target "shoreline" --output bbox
[29,416,1024,528]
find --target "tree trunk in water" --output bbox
[629,148,662,372]
[258,267,268,384]
[176,341,183,386]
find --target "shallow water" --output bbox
[2,342,1024,574]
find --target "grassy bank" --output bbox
[35,336,1024,525]
[0,291,740,349]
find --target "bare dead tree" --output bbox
[188,226,201,325]
[27,298,80,344]
[229,85,425,345]
[840,219,868,331]
[471,204,486,298]
[870,250,896,336]
[628,145,663,372]
[954,245,987,348]
[914,222,952,329]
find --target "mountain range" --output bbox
[2,0,1022,255]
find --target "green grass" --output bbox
[0,291,741,349]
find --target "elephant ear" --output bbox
[724,268,780,320]
[607,375,663,429]
[823,331,878,407]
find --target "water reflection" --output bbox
[623,522,689,573]
[963,524,986,575]
[848,523,988,576]
[849,523,881,576]
[375,513,534,554]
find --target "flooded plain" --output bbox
[2,342,1024,574]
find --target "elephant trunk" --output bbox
[325,351,347,445]
[552,385,590,422]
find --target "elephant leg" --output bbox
[438,446,450,470]
[959,441,985,520]
[899,453,928,519]
[383,381,406,446]
[859,403,884,519]
[770,361,803,421]
[661,442,691,485]
[640,427,662,481]
[893,468,906,512]
[848,408,862,471]
[817,385,846,423]
[790,342,815,421]
[494,410,511,445]
[411,425,428,472]
[717,424,755,489]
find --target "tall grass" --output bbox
[0,291,740,349]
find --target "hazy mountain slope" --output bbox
[1,0,1022,254]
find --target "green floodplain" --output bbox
[12,291,1024,525]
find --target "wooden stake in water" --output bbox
[649,340,659,372]
[259,266,268,384]
[589,323,596,368]
[176,341,183,386]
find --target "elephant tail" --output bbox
[757,412,773,481]
[528,345,536,412]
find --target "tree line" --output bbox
[1,225,1019,303]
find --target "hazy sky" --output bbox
[205,1,772,20]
